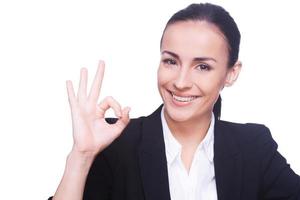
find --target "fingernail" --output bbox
[99,60,105,65]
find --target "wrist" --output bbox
[65,148,96,174]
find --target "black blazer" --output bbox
[54,105,300,200]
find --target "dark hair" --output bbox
[160,3,241,119]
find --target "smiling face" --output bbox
[158,20,240,124]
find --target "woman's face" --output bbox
[157,20,239,123]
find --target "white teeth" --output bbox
[172,93,198,102]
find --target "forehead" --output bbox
[161,21,228,60]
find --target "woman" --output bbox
[50,3,300,200]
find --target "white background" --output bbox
[0,0,299,199]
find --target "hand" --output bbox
[66,61,130,156]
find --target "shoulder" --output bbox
[215,120,280,175]
[216,120,277,150]
[218,120,272,138]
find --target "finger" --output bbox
[96,96,122,118]
[77,67,88,103]
[88,60,105,103]
[115,106,131,130]
[66,80,76,108]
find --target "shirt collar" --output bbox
[161,106,215,164]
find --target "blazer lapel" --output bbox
[138,105,171,200]
[138,106,243,200]
[214,120,242,200]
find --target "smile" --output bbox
[168,90,200,102]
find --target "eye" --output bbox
[162,58,177,65]
[196,63,211,71]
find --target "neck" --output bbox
[163,110,212,147]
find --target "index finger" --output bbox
[88,60,105,102]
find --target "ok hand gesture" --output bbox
[66,61,130,156]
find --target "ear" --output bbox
[224,61,242,87]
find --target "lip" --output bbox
[167,90,200,98]
[166,89,200,107]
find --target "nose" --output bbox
[173,68,193,90]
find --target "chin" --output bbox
[164,103,199,123]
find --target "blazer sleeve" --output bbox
[259,125,300,199]
[83,151,113,200]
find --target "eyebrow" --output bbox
[161,50,217,63]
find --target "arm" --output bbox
[259,126,300,199]
[51,61,130,200]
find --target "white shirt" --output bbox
[161,107,218,200]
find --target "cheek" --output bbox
[157,66,173,86]
[193,72,227,95]
[157,67,163,84]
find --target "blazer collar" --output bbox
[138,104,242,200]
